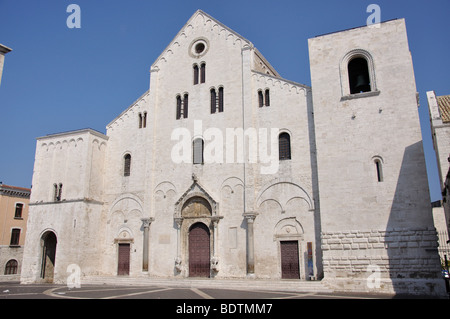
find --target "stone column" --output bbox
[141,217,154,272]
[243,211,258,275]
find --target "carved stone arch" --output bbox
[274,217,304,241]
[109,194,144,223]
[174,178,218,218]
[181,196,212,218]
[115,226,134,243]
[258,198,283,214]
[256,178,314,212]
[154,181,177,202]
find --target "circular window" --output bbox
[189,38,209,58]
[195,43,205,54]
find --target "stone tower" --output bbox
[308,19,445,295]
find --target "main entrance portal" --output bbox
[189,223,210,277]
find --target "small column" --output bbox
[211,216,222,272]
[243,211,258,275]
[141,217,154,272]
[174,217,183,272]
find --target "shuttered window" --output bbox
[183,94,189,118]
[279,133,291,160]
[218,87,224,112]
[193,138,204,164]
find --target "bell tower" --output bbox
[309,19,445,295]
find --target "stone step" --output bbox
[81,276,333,293]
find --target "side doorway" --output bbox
[40,231,57,283]
[280,241,300,279]
[117,243,130,276]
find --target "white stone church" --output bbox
[20,10,446,296]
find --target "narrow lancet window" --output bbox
[124,154,131,177]
[265,89,270,106]
[375,159,383,182]
[200,63,206,83]
[193,64,199,85]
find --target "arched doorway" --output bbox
[189,223,210,277]
[40,231,57,283]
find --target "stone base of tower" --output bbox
[322,277,447,297]
[320,227,448,297]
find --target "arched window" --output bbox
[193,64,199,85]
[142,112,147,128]
[279,133,291,160]
[193,138,204,164]
[176,95,182,119]
[265,89,270,106]
[374,158,383,182]
[200,63,206,84]
[53,183,58,201]
[58,183,63,201]
[210,88,217,114]
[176,94,188,119]
[4,259,18,275]
[348,57,371,94]
[218,87,224,112]
[124,154,131,176]
[211,87,224,113]
[341,49,378,99]
[258,90,264,108]
[183,94,189,118]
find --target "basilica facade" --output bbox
[20,10,445,295]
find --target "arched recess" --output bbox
[40,230,57,283]
[256,178,314,213]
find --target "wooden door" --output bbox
[280,241,300,279]
[189,223,210,277]
[117,244,130,276]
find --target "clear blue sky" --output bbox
[0,0,449,202]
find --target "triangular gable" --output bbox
[174,173,218,217]
[151,9,253,70]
